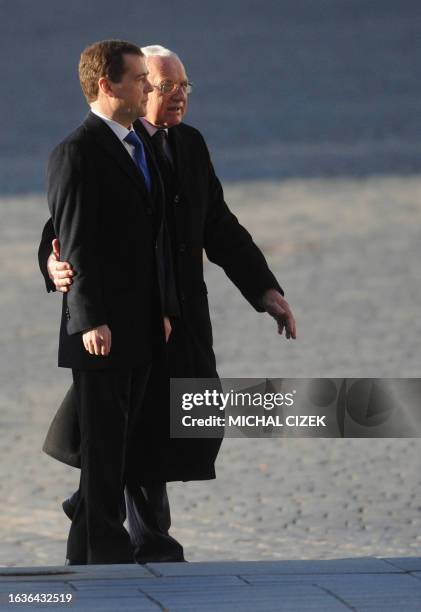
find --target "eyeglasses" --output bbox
[153,79,193,95]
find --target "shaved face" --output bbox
[145,55,188,127]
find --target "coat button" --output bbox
[180,291,186,302]
[179,243,186,252]
[174,194,180,204]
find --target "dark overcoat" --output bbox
[40,120,283,482]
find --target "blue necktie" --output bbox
[124,130,152,192]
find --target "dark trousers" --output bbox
[67,366,151,564]
[123,353,184,563]
[66,482,184,564]
[125,483,184,563]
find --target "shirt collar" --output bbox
[140,118,169,138]
[90,108,132,143]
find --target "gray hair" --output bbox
[141,45,180,60]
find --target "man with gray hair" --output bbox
[39,44,296,563]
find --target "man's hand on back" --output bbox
[261,289,297,340]
[47,239,74,292]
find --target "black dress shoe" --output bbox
[62,489,125,521]
[65,558,85,566]
[134,534,186,564]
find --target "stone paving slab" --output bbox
[148,556,399,576]
[2,558,420,612]
[139,586,347,612]
[24,602,159,612]
[0,581,71,591]
[65,586,144,597]
[0,564,153,581]
[382,557,421,572]
[245,572,419,586]
[69,574,244,590]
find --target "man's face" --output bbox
[145,56,189,127]
[110,54,153,121]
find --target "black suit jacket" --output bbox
[47,111,176,370]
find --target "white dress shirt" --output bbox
[90,108,138,163]
[140,118,173,164]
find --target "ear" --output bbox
[98,76,115,97]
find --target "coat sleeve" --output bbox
[47,141,107,335]
[38,217,56,293]
[201,137,284,312]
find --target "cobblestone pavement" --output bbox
[0,175,420,566]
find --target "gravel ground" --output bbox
[0,175,420,566]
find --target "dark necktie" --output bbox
[152,129,174,191]
[124,130,152,192]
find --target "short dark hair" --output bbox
[79,39,143,103]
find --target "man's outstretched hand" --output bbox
[83,324,112,356]
[47,239,74,292]
[261,289,297,339]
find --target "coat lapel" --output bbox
[83,111,153,204]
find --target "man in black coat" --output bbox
[40,45,296,561]
[45,40,184,565]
